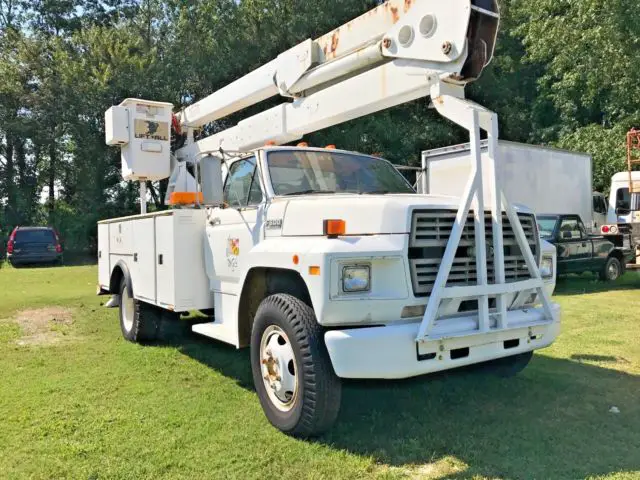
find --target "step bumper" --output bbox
[324,303,561,379]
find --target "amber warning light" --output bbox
[323,219,346,238]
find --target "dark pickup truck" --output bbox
[537,214,634,281]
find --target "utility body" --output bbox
[98,0,561,436]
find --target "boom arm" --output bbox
[175,0,499,160]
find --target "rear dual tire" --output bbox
[118,278,160,343]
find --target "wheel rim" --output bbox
[608,261,619,279]
[260,325,298,412]
[121,287,135,333]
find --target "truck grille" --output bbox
[409,210,538,296]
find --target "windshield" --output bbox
[266,150,414,196]
[616,187,630,210]
[537,216,558,239]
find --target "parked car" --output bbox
[537,214,633,281]
[6,226,63,267]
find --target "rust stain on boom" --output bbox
[390,6,400,24]
[316,0,410,61]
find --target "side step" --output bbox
[191,322,237,347]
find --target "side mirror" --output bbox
[200,155,224,206]
[561,231,572,239]
[615,207,630,216]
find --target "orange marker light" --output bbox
[169,192,204,205]
[292,254,299,265]
[265,140,276,146]
[309,266,321,276]
[297,142,309,147]
[325,144,336,149]
[323,219,346,238]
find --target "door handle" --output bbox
[209,217,221,226]
[581,242,587,247]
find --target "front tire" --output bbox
[118,278,160,343]
[250,294,341,437]
[600,256,622,282]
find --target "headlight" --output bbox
[540,256,554,279]
[342,265,371,292]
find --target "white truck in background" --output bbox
[420,140,606,231]
[97,0,561,437]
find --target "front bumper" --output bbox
[324,303,561,379]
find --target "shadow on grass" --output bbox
[165,326,640,479]
[555,270,640,296]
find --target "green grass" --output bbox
[0,263,639,479]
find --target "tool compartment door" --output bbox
[98,223,110,288]
[132,218,156,303]
[155,214,176,308]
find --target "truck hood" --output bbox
[276,194,535,237]
[277,194,536,237]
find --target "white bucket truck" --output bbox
[98,0,560,436]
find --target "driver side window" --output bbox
[559,218,583,240]
[223,156,263,208]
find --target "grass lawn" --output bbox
[0,264,639,479]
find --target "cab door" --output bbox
[592,194,608,230]
[556,216,591,273]
[205,155,265,295]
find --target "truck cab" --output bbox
[537,213,633,281]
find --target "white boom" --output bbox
[175,0,500,160]
[168,0,554,341]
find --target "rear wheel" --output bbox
[118,278,160,343]
[250,294,341,437]
[600,256,622,282]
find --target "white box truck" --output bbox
[421,140,606,232]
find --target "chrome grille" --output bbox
[409,210,538,296]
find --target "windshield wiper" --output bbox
[282,189,336,196]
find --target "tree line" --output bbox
[1,0,638,252]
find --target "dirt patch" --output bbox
[12,307,74,346]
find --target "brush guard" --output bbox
[416,83,556,343]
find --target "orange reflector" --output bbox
[292,254,299,265]
[309,266,321,276]
[265,140,276,146]
[169,192,204,205]
[297,142,309,147]
[323,219,346,237]
[325,144,336,149]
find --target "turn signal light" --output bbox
[325,144,336,149]
[323,219,346,238]
[265,140,276,146]
[297,142,309,147]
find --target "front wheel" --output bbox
[250,294,341,437]
[600,256,622,282]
